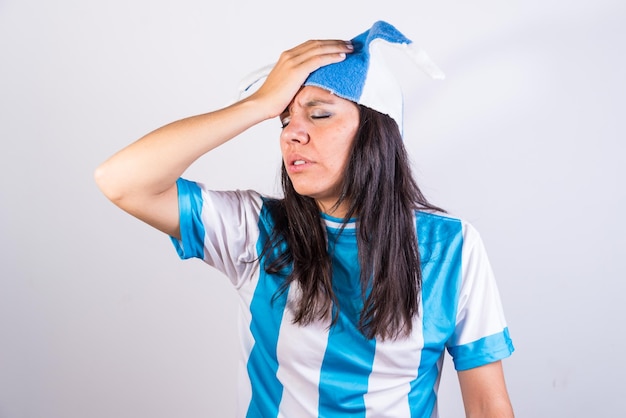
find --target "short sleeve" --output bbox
[446,223,515,370]
[169,178,264,287]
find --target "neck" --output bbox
[316,199,350,219]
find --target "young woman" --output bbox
[95,21,514,418]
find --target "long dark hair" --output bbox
[262,105,444,340]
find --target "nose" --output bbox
[280,114,310,145]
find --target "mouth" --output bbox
[286,156,312,172]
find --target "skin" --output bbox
[280,86,359,217]
[94,38,514,417]
[459,361,515,417]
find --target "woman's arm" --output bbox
[458,361,514,417]
[94,40,353,239]
[94,99,270,238]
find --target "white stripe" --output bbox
[363,300,425,417]
[323,217,356,231]
[234,268,261,418]
[276,285,331,417]
[456,222,508,345]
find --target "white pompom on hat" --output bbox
[239,20,445,135]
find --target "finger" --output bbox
[247,40,353,117]
[272,40,352,85]
[285,39,353,68]
[264,40,351,91]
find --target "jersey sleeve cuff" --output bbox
[169,178,206,260]
[448,327,515,371]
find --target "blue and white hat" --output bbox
[239,20,445,134]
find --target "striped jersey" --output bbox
[171,178,514,418]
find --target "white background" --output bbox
[1,0,624,417]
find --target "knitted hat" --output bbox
[238,20,445,134]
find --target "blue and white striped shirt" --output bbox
[171,178,514,418]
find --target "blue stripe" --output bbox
[318,231,375,417]
[409,212,464,417]
[318,324,376,417]
[448,327,515,371]
[170,178,205,259]
[245,207,288,418]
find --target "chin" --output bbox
[292,188,317,200]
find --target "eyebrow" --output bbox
[304,98,335,107]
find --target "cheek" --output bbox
[334,127,357,159]
[279,141,289,160]
[327,143,354,173]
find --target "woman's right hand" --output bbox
[246,39,353,119]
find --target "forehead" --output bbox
[286,86,357,111]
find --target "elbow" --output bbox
[94,162,126,204]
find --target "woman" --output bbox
[95,21,514,418]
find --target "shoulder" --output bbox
[416,210,483,241]
[178,178,267,213]
[415,210,477,237]
[414,211,489,265]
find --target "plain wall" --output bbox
[1,0,624,417]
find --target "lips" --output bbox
[286,154,313,172]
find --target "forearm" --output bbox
[458,361,514,418]
[94,97,269,205]
[464,398,514,418]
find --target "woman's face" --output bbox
[280,86,359,216]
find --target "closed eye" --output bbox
[280,109,333,129]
